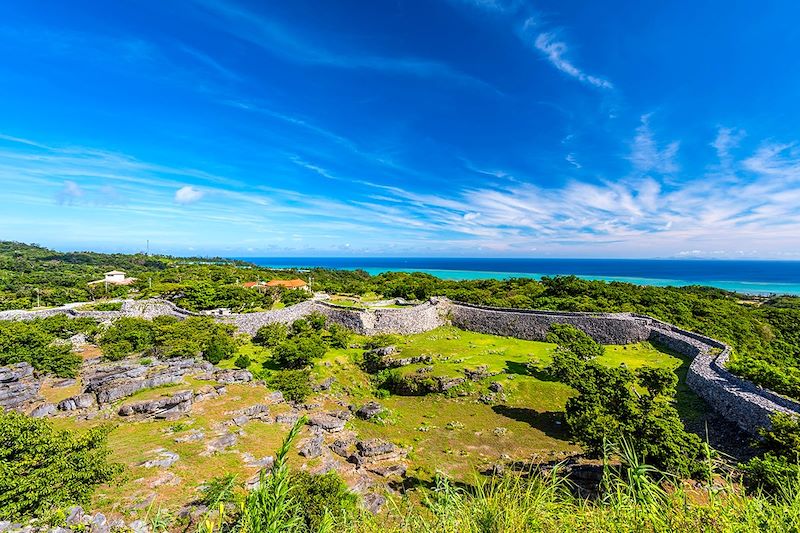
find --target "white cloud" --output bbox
[629,114,679,174]
[56,180,84,205]
[174,186,204,204]
[533,32,613,89]
[566,153,581,169]
[712,126,746,163]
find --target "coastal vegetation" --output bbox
[3,241,800,399]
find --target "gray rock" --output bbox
[242,452,274,469]
[118,390,193,418]
[129,520,149,533]
[213,369,253,384]
[356,438,395,457]
[205,433,238,453]
[231,415,249,426]
[355,401,383,420]
[362,493,386,514]
[65,506,84,525]
[367,463,407,478]
[299,434,324,458]
[30,403,56,418]
[90,513,108,533]
[488,381,503,393]
[57,393,96,412]
[266,390,284,403]
[330,439,352,458]
[175,430,205,443]
[141,449,179,468]
[307,413,346,432]
[0,362,41,412]
[313,377,335,392]
[275,412,299,425]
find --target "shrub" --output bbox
[234,353,251,369]
[0,321,81,377]
[253,322,288,347]
[99,317,155,360]
[742,413,800,494]
[327,323,352,349]
[546,323,604,360]
[741,453,800,496]
[272,336,326,369]
[306,311,327,331]
[268,370,313,403]
[203,331,236,364]
[0,411,122,520]
[290,318,313,337]
[290,471,357,530]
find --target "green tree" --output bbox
[0,412,123,520]
[273,336,326,369]
[0,321,81,377]
[267,370,313,403]
[254,322,288,348]
[549,351,705,478]
[546,323,604,360]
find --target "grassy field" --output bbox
[47,325,698,520]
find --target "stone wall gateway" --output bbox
[1,296,798,434]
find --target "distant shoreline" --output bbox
[234,257,800,296]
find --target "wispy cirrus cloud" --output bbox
[3,124,800,257]
[448,1,613,90]
[532,32,613,89]
[189,0,499,94]
[628,114,680,174]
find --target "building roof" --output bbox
[265,278,307,288]
[105,270,126,276]
[242,281,261,288]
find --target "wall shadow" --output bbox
[491,405,570,440]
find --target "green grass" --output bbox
[47,326,706,519]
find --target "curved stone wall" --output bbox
[2,297,798,434]
[447,301,800,434]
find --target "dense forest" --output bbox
[2,241,799,399]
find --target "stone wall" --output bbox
[448,301,651,344]
[2,296,799,434]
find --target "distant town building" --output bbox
[265,278,310,292]
[88,270,137,286]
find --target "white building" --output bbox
[104,271,127,283]
[89,270,137,286]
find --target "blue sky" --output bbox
[1,0,800,258]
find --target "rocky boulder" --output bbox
[118,390,193,419]
[307,413,346,432]
[0,362,41,412]
[355,401,384,420]
[57,393,97,412]
[212,369,253,384]
[356,438,395,458]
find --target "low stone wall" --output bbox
[2,296,798,434]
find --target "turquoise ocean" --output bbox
[236,258,800,296]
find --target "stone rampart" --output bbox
[448,301,651,344]
[1,297,798,433]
